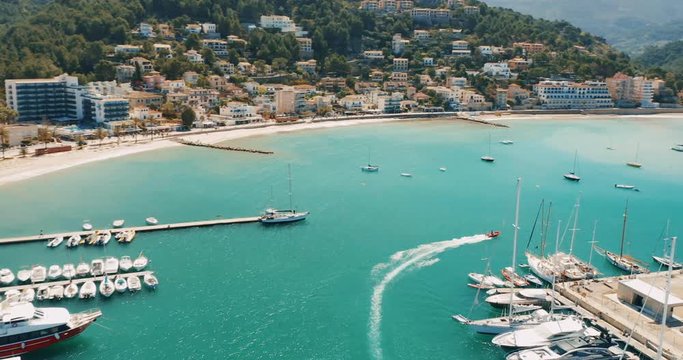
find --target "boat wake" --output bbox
[368,234,491,360]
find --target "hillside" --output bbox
[637,41,683,74]
[0,0,632,85]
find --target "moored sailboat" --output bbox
[597,202,649,274]
[481,133,495,162]
[260,164,309,223]
[563,150,581,181]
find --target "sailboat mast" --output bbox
[620,202,629,258]
[569,196,581,255]
[555,220,562,254]
[657,235,676,360]
[588,221,598,267]
[541,202,552,258]
[572,150,577,173]
[508,177,522,323]
[288,164,293,210]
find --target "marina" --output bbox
[0,271,156,294]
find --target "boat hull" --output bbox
[0,319,94,358]
[260,212,309,224]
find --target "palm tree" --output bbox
[37,127,52,149]
[132,118,143,143]
[0,125,9,159]
[95,127,107,147]
[113,126,122,145]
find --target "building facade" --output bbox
[535,81,614,109]
[5,74,81,122]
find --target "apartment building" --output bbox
[4,74,81,122]
[535,81,614,109]
[202,39,228,56]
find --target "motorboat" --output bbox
[66,234,81,247]
[486,230,501,238]
[127,276,142,292]
[21,288,35,302]
[502,267,529,287]
[36,286,50,301]
[652,255,682,269]
[46,236,63,248]
[4,290,20,299]
[453,309,572,335]
[468,272,507,288]
[119,256,133,272]
[505,336,638,360]
[64,283,79,299]
[87,232,98,245]
[439,167,447,172]
[104,256,119,274]
[17,269,31,283]
[90,259,104,276]
[145,217,159,225]
[79,281,97,299]
[143,273,158,289]
[361,164,380,172]
[62,263,76,279]
[614,184,635,190]
[47,265,62,280]
[30,265,47,283]
[114,276,128,293]
[0,268,15,285]
[486,289,552,308]
[82,223,93,231]
[133,253,149,271]
[500,140,514,145]
[492,317,597,349]
[0,297,102,357]
[112,219,125,228]
[672,144,683,152]
[76,262,90,277]
[48,285,64,300]
[99,277,115,297]
[524,274,544,287]
[98,230,112,245]
[116,229,136,243]
[399,173,413,177]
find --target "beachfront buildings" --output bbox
[5,74,82,122]
[210,102,262,125]
[535,81,614,109]
[606,72,657,108]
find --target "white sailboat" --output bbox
[64,283,79,299]
[260,164,309,223]
[653,230,682,269]
[0,268,15,285]
[626,143,642,168]
[598,202,649,274]
[547,197,598,281]
[492,317,596,349]
[361,147,379,172]
[76,262,90,277]
[114,276,128,293]
[133,253,148,271]
[104,256,119,274]
[79,281,97,299]
[563,150,580,181]
[99,277,115,297]
[481,133,495,162]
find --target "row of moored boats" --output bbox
[47,229,137,248]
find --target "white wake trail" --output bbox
[368,234,491,360]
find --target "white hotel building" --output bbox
[535,81,614,109]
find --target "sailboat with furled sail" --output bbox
[563,151,580,181]
[361,147,379,172]
[261,164,309,224]
[596,201,649,274]
[626,143,642,168]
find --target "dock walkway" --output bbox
[0,270,154,294]
[0,216,261,245]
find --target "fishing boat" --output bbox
[143,273,158,289]
[17,269,31,283]
[481,133,495,162]
[21,288,35,302]
[90,259,104,277]
[64,283,78,299]
[127,276,142,292]
[76,262,90,277]
[79,281,97,299]
[66,234,81,247]
[261,165,309,224]
[145,217,159,225]
[672,144,683,152]
[112,219,125,228]
[502,266,529,287]
[30,265,47,283]
[104,256,119,274]
[492,317,597,349]
[487,230,501,238]
[119,256,133,272]
[0,269,15,285]
[114,276,128,293]
[133,253,148,271]
[500,140,514,145]
[48,285,64,300]
[614,184,635,190]
[626,143,642,168]
[505,336,637,360]
[47,265,62,280]
[82,222,93,231]
[46,236,63,248]
[563,151,581,181]
[598,202,650,274]
[99,277,115,297]
[62,263,76,279]
[36,286,50,301]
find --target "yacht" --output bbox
[46,236,63,248]
[127,276,142,292]
[614,184,635,190]
[261,165,309,224]
[0,296,101,358]
[133,253,148,271]
[104,257,119,274]
[523,274,543,287]
[99,277,115,297]
[119,256,133,272]
[0,268,15,285]
[672,144,683,152]
[76,262,90,277]
[79,281,96,299]
[361,164,380,172]
[17,269,31,283]
[506,336,637,360]
[399,173,413,177]
[500,140,514,145]
[454,309,571,335]
[64,283,78,299]
[652,255,682,269]
[485,289,553,308]
[143,273,158,289]
[30,266,47,283]
[47,265,62,280]
[36,286,50,301]
[468,272,506,288]
[114,276,128,293]
[501,266,529,287]
[481,134,495,162]
[492,317,598,349]
[90,259,104,277]
[97,230,112,246]
[62,264,76,280]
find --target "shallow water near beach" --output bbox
[0,117,682,360]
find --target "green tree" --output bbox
[95,127,107,146]
[185,34,201,50]
[160,102,177,119]
[324,53,349,75]
[37,127,52,149]
[181,107,196,129]
[93,60,116,81]
[0,125,9,159]
[0,105,18,124]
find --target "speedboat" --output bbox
[492,317,597,349]
[66,234,81,247]
[82,223,93,231]
[62,263,76,279]
[614,184,635,190]
[361,164,380,172]
[47,236,63,248]
[400,173,413,177]
[31,265,47,283]
[47,265,62,280]
[652,255,682,269]
[119,256,133,272]
[524,274,544,287]
[114,276,128,293]
[260,208,309,224]
[486,289,552,308]
[64,283,79,299]
[49,285,64,300]
[99,277,115,297]
[17,269,31,283]
[453,309,572,335]
[112,219,125,228]
[76,262,90,277]
[90,259,104,276]
[487,230,501,238]
[36,286,50,301]
[79,281,97,299]
[145,217,159,225]
[104,256,119,274]
[0,268,15,285]
[672,144,683,152]
[143,273,159,289]
[505,335,637,360]
[21,288,35,302]
[98,230,112,245]
[127,276,142,292]
[133,253,149,271]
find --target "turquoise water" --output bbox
[1,117,683,359]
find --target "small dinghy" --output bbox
[614,184,636,190]
[82,223,93,231]
[104,256,119,274]
[439,167,447,172]
[400,173,413,177]
[17,269,31,283]
[76,262,90,277]
[79,281,97,299]
[145,217,159,225]
[119,256,133,272]
[127,276,142,292]
[90,259,104,276]
[47,265,63,280]
[49,285,64,300]
[47,236,64,248]
[133,253,148,271]
[0,268,15,285]
[143,273,158,289]
[62,263,76,279]
[36,286,50,301]
[21,288,35,302]
[112,219,125,228]
[31,265,47,283]
[99,277,115,297]
[64,283,79,299]
[114,276,128,293]
[66,234,81,247]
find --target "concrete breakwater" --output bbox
[175,138,274,154]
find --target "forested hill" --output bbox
[0,0,632,84]
[637,41,683,74]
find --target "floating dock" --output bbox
[0,270,154,294]
[0,216,261,245]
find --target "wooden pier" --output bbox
[0,216,261,245]
[0,270,154,294]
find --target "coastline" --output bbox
[1,110,682,187]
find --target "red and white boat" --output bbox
[486,230,501,238]
[0,296,102,358]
